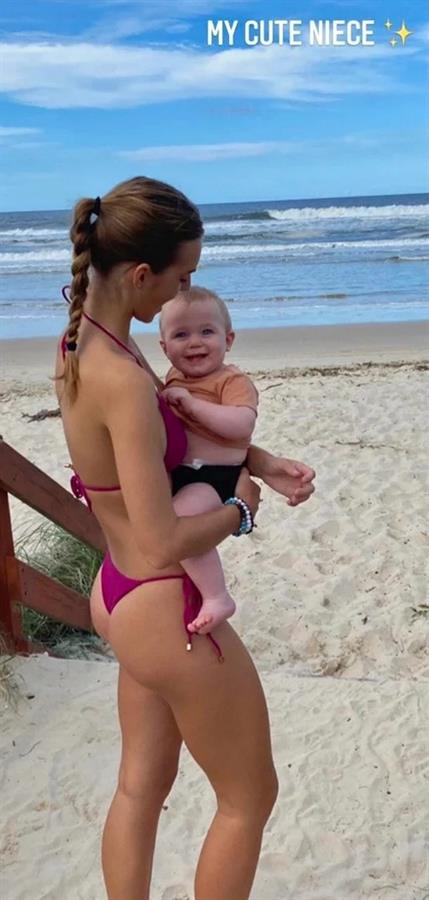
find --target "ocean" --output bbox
[0,193,428,340]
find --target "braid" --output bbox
[58,177,203,404]
[62,198,95,402]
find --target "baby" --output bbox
[160,286,258,637]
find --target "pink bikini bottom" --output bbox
[100,553,224,661]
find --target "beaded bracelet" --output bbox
[224,496,255,536]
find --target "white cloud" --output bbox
[119,141,298,162]
[118,133,405,163]
[81,15,193,42]
[417,22,429,43]
[83,16,157,41]
[0,126,41,136]
[0,125,42,146]
[82,0,253,39]
[0,39,411,110]
[101,0,251,11]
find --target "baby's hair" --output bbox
[60,177,203,402]
[160,286,232,334]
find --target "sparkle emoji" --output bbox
[385,18,413,47]
[396,20,413,45]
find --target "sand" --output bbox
[1,321,428,899]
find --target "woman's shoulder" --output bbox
[79,339,157,414]
[96,351,156,402]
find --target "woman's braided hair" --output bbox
[61,176,203,402]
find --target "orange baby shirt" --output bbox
[164,364,258,449]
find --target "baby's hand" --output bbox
[162,387,197,417]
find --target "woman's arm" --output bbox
[104,364,258,568]
[247,445,316,507]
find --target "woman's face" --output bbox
[133,239,202,322]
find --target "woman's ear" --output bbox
[132,262,151,290]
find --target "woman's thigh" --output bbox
[170,627,277,814]
[91,574,183,795]
[117,667,182,798]
[108,581,277,810]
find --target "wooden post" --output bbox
[0,489,24,651]
[0,439,106,656]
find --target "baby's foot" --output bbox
[188,593,236,636]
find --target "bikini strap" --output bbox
[60,284,143,369]
[70,471,93,512]
[82,311,143,368]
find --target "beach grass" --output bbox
[16,523,106,658]
[0,635,24,710]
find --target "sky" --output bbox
[0,0,428,211]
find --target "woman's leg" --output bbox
[90,580,182,900]
[169,631,278,900]
[102,669,183,900]
[109,582,279,900]
[173,482,235,634]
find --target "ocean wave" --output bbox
[0,249,70,261]
[204,219,269,236]
[202,237,429,262]
[386,255,429,262]
[202,243,289,261]
[0,312,65,320]
[0,248,71,274]
[204,203,429,225]
[0,300,64,311]
[251,293,349,303]
[1,238,428,272]
[266,204,429,222]
[0,227,68,241]
[203,220,326,242]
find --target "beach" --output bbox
[1,320,429,899]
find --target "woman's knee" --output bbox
[219,765,279,826]
[117,754,179,804]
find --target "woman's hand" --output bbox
[247,446,315,507]
[235,467,261,518]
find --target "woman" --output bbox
[55,176,315,900]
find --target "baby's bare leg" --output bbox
[173,483,236,634]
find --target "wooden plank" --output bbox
[0,489,24,650]
[11,559,93,632]
[0,439,106,553]
[15,637,45,655]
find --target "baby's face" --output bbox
[160,297,234,378]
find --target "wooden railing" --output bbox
[0,439,105,653]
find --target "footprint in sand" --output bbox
[162,888,190,900]
[310,519,340,545]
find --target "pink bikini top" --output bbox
[61,311,187,509]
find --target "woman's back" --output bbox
[55,322,182,578]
